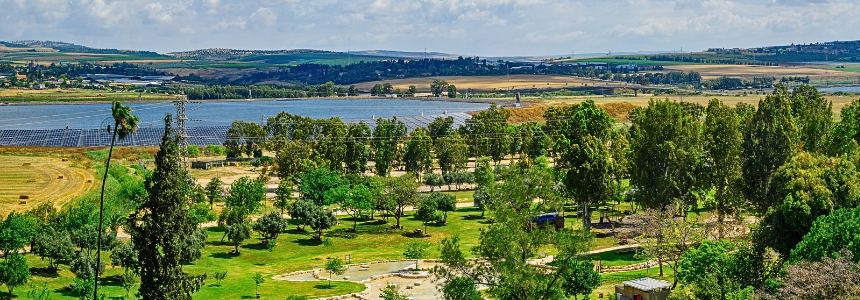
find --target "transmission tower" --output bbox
[174,95,190,174]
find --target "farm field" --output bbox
[0,51,173,63]
[0,155,95,215]
[0,88,175,103]
[237,52,401,66]
[661,64,859,80]
[566,57,701,66]
[353,75,607,92]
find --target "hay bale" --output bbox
[86,180,92,183]
[61,158,69,162]
[19,200,27,205]
[26,179,36,183]
[57,175,64,179]
[19,195,29,200]
[22,163,31,166]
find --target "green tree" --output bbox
[122,272,139,297]
[298,168,348,206]
[407,85,417,96]
[791,205,860,263]
[372,117,408,177]
[761,152,860,256]
[564,135,613,230]
[742,86,798,214]
[275,141,318,180]
[226,176,267,216]
[213,272,227,287]
[324,258,345,288]
[253,211,286,242]
[431,79,449,97]
[703,99,745,238]
[404,127,434,180]
[438,165,589,300]
[447,84,457,98]
[403,240,430,268]
[109,241,138,274]
[274,179,293,214]
[288,199,316,231]
[428,116,454,141]
[550,259,601,300]
[326,184,373,231]
[435,134,468,175]
[380,285,409,300]
[0,253,30,297]
[205,177,224,210]
[32,226,76,272]
[473,156,495,187]
[71,253,105,280]
[383,175,420,229]
[252,272,265,296]
[415,197,442,234]
[790,85,833,154]
[307,207,337,237]
[472,186,493,217]
[428,192,456,223]
[678,240,753,300]
[465,103,511,163]
[630,99,703,213]
[0,211,39,256]
[830,98,860,155]
[442,277,481,300]
[94,101,140,299]
[127,115,205,300]
[226,222,252,255]
[317,117,348,173]
[345,122,372,175]
[423,173,445,192]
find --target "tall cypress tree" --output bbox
[128,115,205,300]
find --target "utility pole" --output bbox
[174,95,190,175]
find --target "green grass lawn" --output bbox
[584,251,644,267]
[15,207,490,299]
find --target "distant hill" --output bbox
[8,40,166,57]
[167,48,337,61]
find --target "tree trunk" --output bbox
[658,257,664,276]
[94,127,118,300]
[582,202,590,231]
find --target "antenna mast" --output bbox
[174,95,190,174]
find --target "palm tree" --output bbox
[94,101,139,300]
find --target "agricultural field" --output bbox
[661,64,860,81]
[0,88,175,103]
[237,52,400,66]
[353,75,606,92]
[566,57,702,66]
[0,155,95,215]
[0,51,175,64]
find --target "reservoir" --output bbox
[0,99,490,130]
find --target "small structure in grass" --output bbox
[615,277,671,300]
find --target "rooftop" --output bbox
[621,277,672,292]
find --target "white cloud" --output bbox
[0,0,855,56]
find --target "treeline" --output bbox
[611,71,702,85]
[701,76,776,90]
[234,57,664,86]
[2,62,166,81]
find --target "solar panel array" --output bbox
[0,114,469,147]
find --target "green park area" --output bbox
[3,85,860,300]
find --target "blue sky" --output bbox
[1,0,857,56]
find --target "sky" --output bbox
[1,0,858,57]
